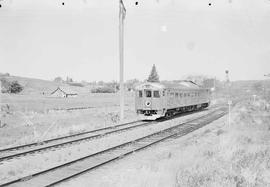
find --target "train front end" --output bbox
[135,82,166,120]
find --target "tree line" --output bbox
[0,78,23,94]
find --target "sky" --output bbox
[0,0,270,82]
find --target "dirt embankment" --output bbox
[175,100,270,187]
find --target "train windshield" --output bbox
[145,90,152,97]
[138,90,143,97]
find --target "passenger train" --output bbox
[135,81,211,120]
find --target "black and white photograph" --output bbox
[0,0,270,186]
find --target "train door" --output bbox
[167,89,175,108]
[144,89,152,110]
[152,89,163,109]
[135,90,144,110]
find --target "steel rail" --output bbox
[0,107,214,162]
[0,107,227,187]
[0,120,152,161]
[0,120,142,153]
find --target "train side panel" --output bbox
[135,82,211,120]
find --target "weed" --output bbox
[234,175,246,187]
[58,155,62,162]
[0,120,7,128]
[7,170,16,176]
[204,129,211,134]
[108,113,119,123]
[216,129,225,136]
[167,152,172,159]
[204,150,214,158]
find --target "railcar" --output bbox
[135,81,211,120]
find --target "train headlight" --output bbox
[145,101,151,107]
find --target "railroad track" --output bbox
[0,107,214,162]
[0,120,151,161]
[0,106,227,187]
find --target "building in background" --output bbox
[50,87,78,98]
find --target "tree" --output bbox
[0,79,23,93]
[253,82,263,92]
[9,81,23,93]
[91,86,115,93]
[0,78,11,93]
[54,77,63,83]
[66,76,73,83]
[106,81,119,92]
[202,78,215,88]
[147,64,160,82]
[126,79,140,91]
[183,74,209,86]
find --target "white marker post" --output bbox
[253,94,256,103]
[119,0,126,122]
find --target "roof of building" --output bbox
[51,87,78,95]
[135,81,202,90]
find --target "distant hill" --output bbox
[1,73,270,95]
[232,80,270,90]
[0,74,91,95]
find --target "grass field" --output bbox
[0,92,136,148]
[1,92,134,112]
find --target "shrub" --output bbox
[1,79,23,93]
[91,86,115,93]
[0,78,10,93]
[216,129,225,136]
[67,82,84,87]
[9,81,23,93]
[54,76,63,82]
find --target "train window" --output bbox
[170,93,174,97]
[179,93,182,97]
[139,91,142,97]
[163,91,165,96]
[187,93,190,97]
[154,91,160,98]
[175,93,179,97]
[145,90,152,97]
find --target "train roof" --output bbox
[135,81,203,90]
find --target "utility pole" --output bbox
[0,80,1,105]
[119,0,126,121]
[0,80,2,127]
